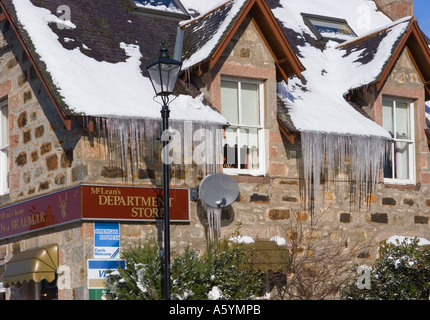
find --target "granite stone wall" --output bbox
[373,0,413,21]
[0,5,429,300]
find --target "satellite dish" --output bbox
[199,173,239,208]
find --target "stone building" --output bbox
[0,0,429,300]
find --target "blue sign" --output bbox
[87,259,125,289]
[94,222,120,259]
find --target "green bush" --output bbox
[105,240,163,300]
[105,239,263,300]
[341,237,430,300]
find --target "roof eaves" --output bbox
[339,17,415,94]
[369,18,430,98]
[181,0,304,81]
[180,0,244,71]
[208,0,253,70]
[0,0,72,130]
[179,0,232,29]
[250,0,305,79]
[336,16,413,50]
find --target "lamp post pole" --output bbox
[146,41,182,300]
[161,98,171,300]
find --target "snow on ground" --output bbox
[270,236,287,246]
[229,235,287,246]
[229,235,255,244]
[386,235,430,247]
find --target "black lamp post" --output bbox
[146,41,182,300]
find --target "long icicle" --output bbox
[301,132,388,211]
[96,118,224,183]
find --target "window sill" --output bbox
[223,169,264,175]
[382,183,420,191]
[228,174,270,184]
[0,191,10,205]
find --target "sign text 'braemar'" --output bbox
[0,186,81,240]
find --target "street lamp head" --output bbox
[147,41,182,98]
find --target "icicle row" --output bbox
[90,117,223,183]
[301,132,388,210]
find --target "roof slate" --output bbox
[264,0,429,137]
[0,0,180,116]
[2,0,429,137]
[338,18,412,88]
[180,0,243,68]
[180,0,304,81]
[265,0,325,56]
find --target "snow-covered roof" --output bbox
[282,20,413,139]
[180,0,247,70]
[3,0,429,137]
[180,0,227,18]
[2,0,226,125]
[270,0,413,139]
[180,0,304,80]
[180,0,415,138]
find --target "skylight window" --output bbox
[134,0,188,16]
[301,13,357,42]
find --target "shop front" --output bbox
[0,184,190,299]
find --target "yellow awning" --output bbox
[1,244,58,287]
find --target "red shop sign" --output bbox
[81,184,190,222]
[0,186,82,240]
[0,184,190,240]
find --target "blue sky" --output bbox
[414,0,430,36]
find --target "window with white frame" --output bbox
[382,97,415,184]
[0,100,8,195]
[221,77,265,175]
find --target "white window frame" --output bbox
[382,97,415,185]
[0,100,9,195]
[221,76,266,176]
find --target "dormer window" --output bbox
[301,13,357,43]
[133,0,189,18]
